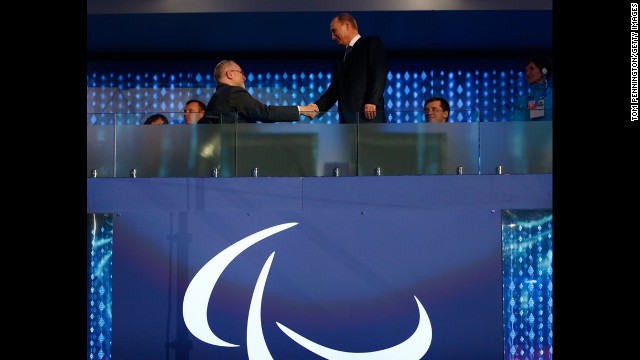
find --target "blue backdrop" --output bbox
[87,175,552,359]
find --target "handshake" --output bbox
[299,103,320,119]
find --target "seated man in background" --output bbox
[183,99,206,124]
[204,60,318,123]
[424,97,450,123]
[143,113,169,125]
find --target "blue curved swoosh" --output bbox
[182,222,298,347]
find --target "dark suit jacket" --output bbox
[314,35,388,123]
[203,83,300,123]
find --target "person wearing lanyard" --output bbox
[512,56,553,121]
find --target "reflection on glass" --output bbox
[87,111,552,178]
[87,124,115,177]
[358,122,479,175]
[480,121,552,175]
[236,122,357,177]
[113,123,233,177]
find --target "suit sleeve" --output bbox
[230,87,300,123]
[365,36,388,106]
[314,59,340,112]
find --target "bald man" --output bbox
[203,60,318,123]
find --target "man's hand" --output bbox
[300,103,319,119]
[364,103,377,120]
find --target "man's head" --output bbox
[330,13,359,46]
[144,113,169,125]
[213,60,246,88]
[183,100,206,124]
[424,97,450,123]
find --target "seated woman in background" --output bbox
[512,56,552,121]
[143,113,169,125]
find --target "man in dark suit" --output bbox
[203,60,318,123]
[313,13,388,124]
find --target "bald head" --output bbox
[213,60,246,88]
[214,60,237,82]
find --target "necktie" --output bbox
[343,45,352,62]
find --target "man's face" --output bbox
[330,18,350,46]
[226,63,246,88]
[183,102,204,124]
[424,101,449,123]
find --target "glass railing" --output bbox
[87,110,551,177]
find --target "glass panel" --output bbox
[358,120,479,175]
[387,108,480,123]
[87,110,553,178]
[87,115,115,177]
[479,121,552,175]
[235,116,357,177]
[114,121,234,177]
[510,105,553,122]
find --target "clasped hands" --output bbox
[300,103,319,119]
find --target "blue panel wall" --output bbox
[87,175,552,359]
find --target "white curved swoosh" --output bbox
[246,252,276,360]
[276,296,432,360]
[183,222,298,347]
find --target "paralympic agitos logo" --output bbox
[183,223,433,359]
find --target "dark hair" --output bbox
[185,99,206,112]
[424,97,450,113]
[527,55,552,79]
[143,113,169,125]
